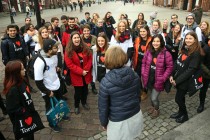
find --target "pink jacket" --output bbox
[141,48,173,92]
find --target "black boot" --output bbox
[170,112,182,119]
[197,104,204,113]
[176,114,188,123]
[91,84,98,95]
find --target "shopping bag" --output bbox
[14,110,44,139]
[187,69,203,97]
[46,97,70,126]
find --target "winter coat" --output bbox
[180,23,202,42]
[133,36,152,70]
[132,19,147,30]
[92,45,108,82]
[99,66,141,127]
[192,8,203,24]
[6,82,35,127]
[173,49,201,90]
[141,48,173,92]
[91,25,107,37]
[1,35,29,65]
[64,51,92,86]
[81,34,97,48]
[201,44,210,79]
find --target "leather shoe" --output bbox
[175,115,188,123]
[74,108,80,115]
[170,112,182,119]
[82,104,90,110]
[92,88,98,95]
[0,117,5,122]
[197,105,204,113]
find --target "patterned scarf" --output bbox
[114,30,130,43]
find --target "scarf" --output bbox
[114,30,131,43]
[150,28,162,37]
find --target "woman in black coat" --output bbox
[169,32,203,123]
[2,61,38,140]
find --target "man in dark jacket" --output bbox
[80,12,93,29]
[20,17,31,35]
[1,24,29,66]
[1,24,38,93]
[169,14,180,32]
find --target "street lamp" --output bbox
[7,0,15,24]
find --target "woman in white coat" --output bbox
[110,20,134,67]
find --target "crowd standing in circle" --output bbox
[0,5,210,139]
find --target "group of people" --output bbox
[0,9,210,139]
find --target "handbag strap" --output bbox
[50,97,59,109]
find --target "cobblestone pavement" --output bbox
[0,1,210,140]
[89,90,210,140]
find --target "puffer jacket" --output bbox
[98,66,141,127]
[141,48,173,92]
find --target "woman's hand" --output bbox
[102,126,107,131]
[82,70,88,76]
[169,76,174,83]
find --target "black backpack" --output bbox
[27,50,47,80]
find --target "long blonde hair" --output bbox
[200,21,210,37]
[38,27,48,49]
[115,20,128,42]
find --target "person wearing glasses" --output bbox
[180,13,202,47]
[169,14,180,32]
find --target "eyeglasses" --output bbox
[187,18,194,20]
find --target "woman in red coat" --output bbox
[64,31,92,115]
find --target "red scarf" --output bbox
[114,30,130,43]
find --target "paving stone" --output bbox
[155,122,161,128]
[152,126,159,132]
[139,134,145,139]
[169,121,178,127]
[87,137,95,140]
[161,122,169,127]
[93,134,102,139]
[156,130,164,136]
[160,127,167,133]
[148,129,155,134]
[143,130,149,136]
[100,136,107,140]
[101,131,107,136]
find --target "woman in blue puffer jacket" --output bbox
[98,46,143,140]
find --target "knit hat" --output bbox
[43,39,59,52]
[186,13,195,19]
[150,11,158,19]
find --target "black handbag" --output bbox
[164,51,172,93]
[14,110,44,139]
[187,69,203,97]
[14,86,44,139]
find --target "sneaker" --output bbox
[150,109,160,119]
[49,125,61,133]
[62,116,70,121]
[82,104,90,110]
[74,108,80,115]
[147,107,154,115]
[141,91,147,101]
[92,88,98,95]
